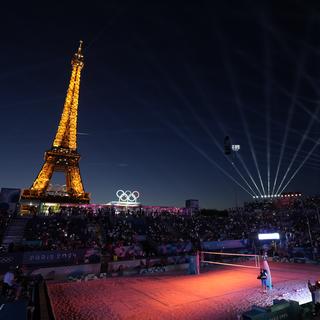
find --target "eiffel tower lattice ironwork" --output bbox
[21,41,90,204]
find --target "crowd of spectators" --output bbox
[0,207,11,244]
[3,195,320,262]
[8,210,102,252]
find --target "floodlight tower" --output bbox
[224,136,241,160]
[224,136,241,208]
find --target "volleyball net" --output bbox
[200,251,261,270]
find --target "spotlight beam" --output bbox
[165,120,255,197]
[235,44,319,195]
[261,19,320,129]
[275,83,320,148]
[215,123,263,195]
[188,107,259,197]
[278,136,320,195]
[177,98,260,195]
[275,105,320,195]
[226,126,320,162]
[252,146,320,170]
[155,62,260,197]
[216,30,266,196]
[264,30,271,196]
[129,42,256,198]
[209,119,265,195]
[263,22,320,126]
[252,140,320,166]
[261,19,315,91]
[271,52,306,195]
[236,153,263,196]
[206,114,263,196]
[227,85,320,156]
[182,63,261,196]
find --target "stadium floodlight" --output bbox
[232,144,240,152]
[258,233,280,240]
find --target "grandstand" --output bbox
[0,195,319,318]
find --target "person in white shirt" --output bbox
[3,271,14,287]
[2,269,15,297]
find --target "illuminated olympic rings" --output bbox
[116,190,140,203]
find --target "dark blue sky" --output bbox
[1,1,320,208]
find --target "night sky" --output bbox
[1,1,320,209]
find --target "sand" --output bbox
[47,262,319,320]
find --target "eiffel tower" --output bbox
[21,41,90,204]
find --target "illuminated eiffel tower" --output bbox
[21,41,90,204]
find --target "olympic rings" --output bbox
[116,190,140,203]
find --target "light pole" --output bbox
[231,144,241,209]
[224,136,241,209]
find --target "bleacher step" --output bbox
[1,216,30,247]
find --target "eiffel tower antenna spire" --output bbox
[21,42,90,205]
[53,40,84,150]
[78,40,83,53]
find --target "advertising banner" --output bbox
[23,248,100,266]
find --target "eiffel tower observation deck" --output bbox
[21,41,90,205]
